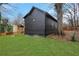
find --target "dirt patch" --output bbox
[0,32,13,35]
[0,32,6,35]
[48,30,79,41]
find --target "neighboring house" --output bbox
[13,24,24,34]
[24,7,57,36]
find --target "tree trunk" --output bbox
[74,3,77,30]
[55,3,63,35]
[0,12,1,24]
[0,7,1,24]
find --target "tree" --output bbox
[13,13,24,26]
[63,3,79,30]
[0,3,17,32]
[0,3,8,23]
[3,18,8,32]
[55,3,63,35]
[0,12,1,23]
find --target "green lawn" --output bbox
[0,34,79,56]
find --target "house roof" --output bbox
[24,6,57,22]
[18,24,24,27]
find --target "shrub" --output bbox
[0,24,5,32]
[0,24,13,32]
[7,24,13,32]
[71,32,76,42]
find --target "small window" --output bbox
[33,19,36,22]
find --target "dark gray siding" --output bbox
[45,16,57,35]
[24,7,57,36]
[25,9,45,35]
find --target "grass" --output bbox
[0,34,79,56]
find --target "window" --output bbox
[33,19,36,22]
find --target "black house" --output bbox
[24,7,57,36]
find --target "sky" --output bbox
[1,3,55,22]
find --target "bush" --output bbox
[71,32,76,42]
[0,24,13,32]
[7,24,13,32]
[0,24,5,32]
